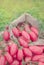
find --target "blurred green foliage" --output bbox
[0,0,44,31]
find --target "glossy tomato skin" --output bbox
[22,30,30,43]
[3,31,10,41]
[12,27,20,37]
[18,37,28,48]
[17,49,23,61]
[31,26,38,36]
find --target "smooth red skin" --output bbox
[3,31,10,41]
[5,52,13,63]
[10,43,18,56]
[25,57,31,63]
[22,31,30,42]
[19,37,28,48]
[32,55,44,61]
[0,56,6,65]
[17,49,23,61]
[38,62,44,65]
[31,27,38,36]
[29,46,43,55]
[11,60,19,65]
[12,27,20,37]
[29,31,37,42]
[23,48,32,57]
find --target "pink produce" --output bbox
[18,37,28,48]
[23,48,32,57]
[12,27,20,37]
[24,24,38,42]
[39,57,44,63]
[10,43,18,56]
[32,55,44,61]
[11,60,19,65]
[31,26,38,36]
[29,31,38,42]
[3,30,10,41]
[38,62,44,65]
[5,52,13,63]
[17,49,23,61]
[25,56,31,63]
[22,30,30,42]
[29,46,43,55]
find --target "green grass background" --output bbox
[0,0,44,31]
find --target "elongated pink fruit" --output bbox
[32,55,44,61]
[38,62,44,65]
[5,52,13,63]
[31,26,38,36]
[11,60,19,65]
[10,43,18,56]
[25,56,31,63]
[18,37,28,48]
[17,49,23,61]
[39,57,44,63]
[29,46,43,55]
[24,24,38,42]
[3,30,10,41]
[12,27,20,37]
[29,31,37,42]
[22,30,30,43]
[23,48,32,57]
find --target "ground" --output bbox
[0,0,44,31]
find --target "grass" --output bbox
[0,0,44,31]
